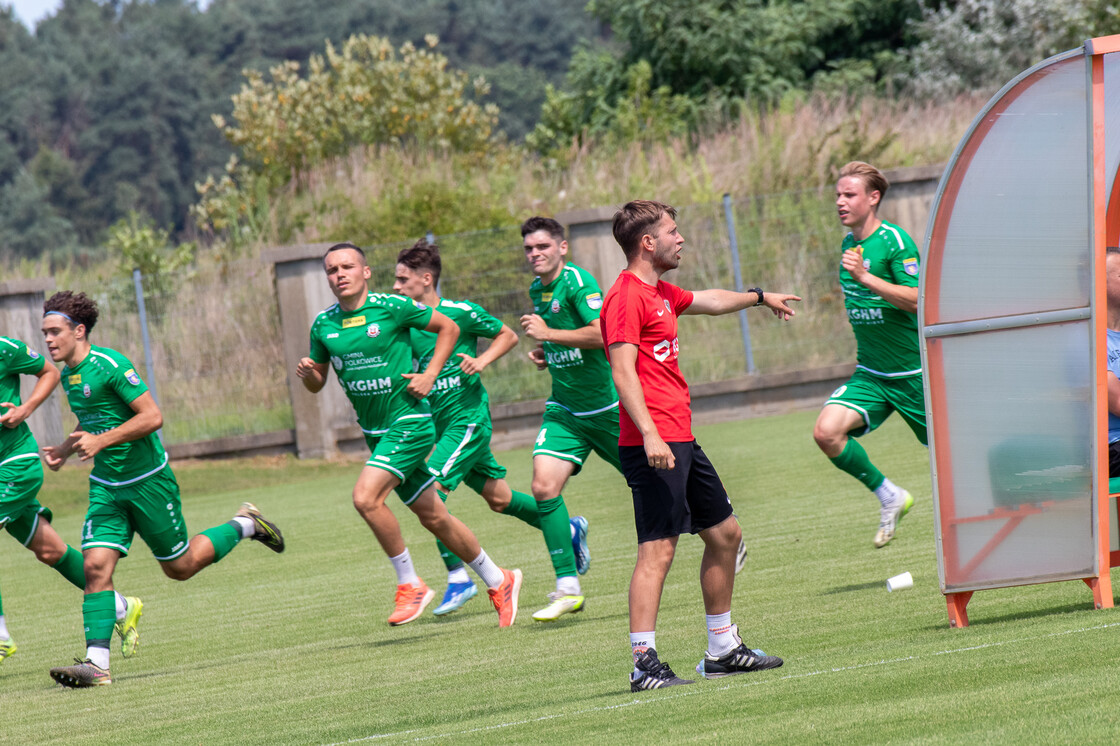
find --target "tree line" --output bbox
[0,0,1113,262]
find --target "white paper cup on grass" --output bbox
[886,572,913,592]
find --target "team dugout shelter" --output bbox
[922,34,1120,627]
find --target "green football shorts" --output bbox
[364,415,439,505]
[532,402,623,475]
[825,368,928,445]
[425,416,507,493]
[0,454,50,546]
[82,465,191,561]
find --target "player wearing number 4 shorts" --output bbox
[813,162,926,549]
[393,240,575,617]
[520,216,625,621]
[40,292,285,688]
[298,243,521,630]
[0,336,141,666]
[602,200,799,691]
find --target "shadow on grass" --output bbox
[821,581,883,595]
[919,601,1096,630]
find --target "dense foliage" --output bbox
[0,0,597,259]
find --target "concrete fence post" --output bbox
[265,243,355,459]
[0,278,63,448]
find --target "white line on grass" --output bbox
[323,620,1120,745]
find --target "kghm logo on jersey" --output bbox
[124,368,140,385]
[367,324,380,337]
[586,292,602,310]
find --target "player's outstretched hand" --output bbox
[519,313,550,342]
[762,292,802,320]
[457,353,485,375]
[42,445,68,471]
[71,430,105,461]
[402,371,436,399]
[0,401,28,429]
[527,345,548,371]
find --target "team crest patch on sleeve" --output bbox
[124,368,141,385]
[586,292,602,310]
[412,300,426,309]
[26,349,39,359]
[903,258,919,276]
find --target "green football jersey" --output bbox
[409,298,503,430]
[0,336,47,465]
[529,263,618,416]
[839,220,922,377]
[309,292,435,435]
[61,345,167,485]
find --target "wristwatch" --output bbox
[748,287,764,306]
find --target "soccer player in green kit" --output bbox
[0,335,141,665]
[40,291,285,688]
[297,243,522,628]
[519,216,619,621]
[393,239,587,617]
[812,161,925,548]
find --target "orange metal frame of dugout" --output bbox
[925,37,1120,627]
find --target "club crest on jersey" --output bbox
[330,356,344,371]
[342,315,367,329]
[903,258,919,276]
[551,299,561,314]
[82,384,91,398]
[664,299,671,314]
[124,368,140,385]
[586,292,602,310]
[366,323,380,338]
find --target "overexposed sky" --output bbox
[4,0,61,27]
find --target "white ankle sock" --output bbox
[874,478,902,506]
[706,612,737,657]
[447,566,470,584]
[233,516,256,538]
[87,646,110,670]
[556,576,581,596]
[466,549,505,588]
[389,549,420,586]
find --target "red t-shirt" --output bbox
[601,271,695,446]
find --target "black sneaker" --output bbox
[630,649,694,692]
[696,641,783,679]
[236,502,285,553]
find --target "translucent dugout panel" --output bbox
[1105,54,1120,212]
[933,321,1094,591]
[933,55,1090,324]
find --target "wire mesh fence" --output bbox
[61,188,855,447]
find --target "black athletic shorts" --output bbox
[620,440,734,543]
[1109,441,1120,479]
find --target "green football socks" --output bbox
[82,590,116,649]
[52,546,87,589]
[537,495,578,579]
[501,489,542,529]
[200,523,243,563]
[830,438,886,492]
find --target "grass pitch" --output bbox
[4,412,1120,744]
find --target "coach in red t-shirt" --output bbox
[601,199,800,692]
